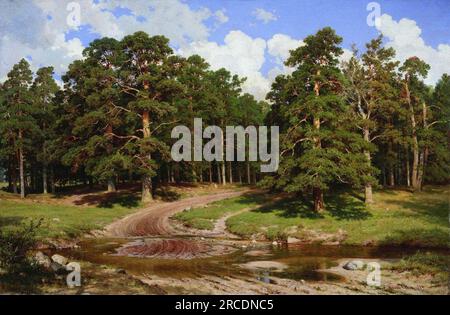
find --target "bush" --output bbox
[0,219,43,273]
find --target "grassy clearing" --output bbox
[173,193,268,230]
[227,186,449,247]
[176,186,449,247]
[389,252,449,283]
[0,193,142,239]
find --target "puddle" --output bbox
[57,237,448,284]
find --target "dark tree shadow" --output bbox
[74,191,140,208]
[155,186,182,201]
[379,228,449,249]
[326,194,371,220]
[0,216,24,228]
[253,195,325,219]
[380,196,448,228]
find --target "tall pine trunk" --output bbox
[405,147,411,187]
[105,125,117,193]
[209,163,213,183]
[220,124,226,186]
[216,163,221,184]
[18,131,25,199]
[141,110,153,202]
[50,166,55,194]
[312,75,324,212]
[363,127,373,204]
[405,81,420,190]
[43,164,48,194]
[11,162,18,194]
[228,161,233,184]
[107,178,116,192]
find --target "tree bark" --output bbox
[363,127,373,204]
[247,161,251,184]
[312,74,324,211]
[107,178,116,192]
[216,162,221,184]
[417,102,429,191]
[404,81,420,190]
[43,164,48,194]
[141,110,153,202]
[228,161,233,184]
[50,166,55,194]
[405,147,411,187]
[11,161,18,194]
[19,149,25,198]
[220,127,226,185]
[209,163,213,183]
[313,187,324,212]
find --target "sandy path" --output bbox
[104,190,247,238]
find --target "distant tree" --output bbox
[31,66,59,194]
[423,73,450,184]
[0,59,37,198]
[399,57,430,190]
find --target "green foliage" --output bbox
[390,251,449,281]
[0,219,42,273]
[264,27,373,210]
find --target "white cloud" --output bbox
[179,30,270,100]
[253,8,277,24]
[376,14,450,85]
[0,0,219,80]
[266,34,303,80]
[214,9,229,25]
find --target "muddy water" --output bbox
[58,237,437,284]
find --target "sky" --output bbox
[1,0,449,99]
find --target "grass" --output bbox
[173,192,268,230]
[389,251,449,283]
[229,186,449,247]
[0,194,142,240]
[176,186,449,247]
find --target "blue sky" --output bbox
[1,0,449,99]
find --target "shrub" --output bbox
[0,219,43,273]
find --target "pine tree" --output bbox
[399,57,430,190]
[31,66,59,194]
[118,32,182,202]
[0,59,37,198]
[342,36,399,203]
[266,27,372,211]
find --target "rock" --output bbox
[343,260,365,270]
[272,241,278,246]
[240,261,288,272]
[115,268,126,274]
[50,261,66,274]
[51,254,68,266]
[287,237,301,244]
[34,251,51,268]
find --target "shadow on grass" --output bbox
[380,196,448,228]
[247,191,371,221]
[155,186,182,202]
[379,228,449,248]
[0,216,24,228]
[326,193,371,220]
[0,265,57,294]
[73,191,140,208]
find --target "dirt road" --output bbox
[104,190,247,237]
